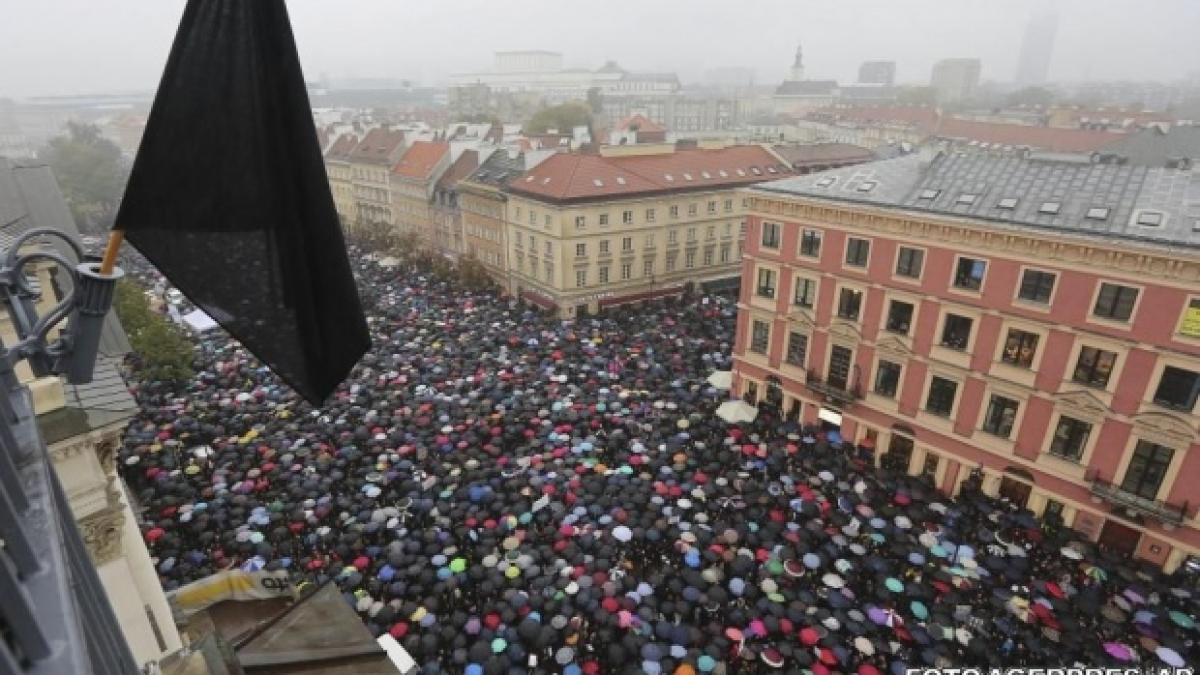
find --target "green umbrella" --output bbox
[492,637,507,653]
[885,577,904,593]
[767,559,784,575]
[450,557,467,573]
[911,601,929,620]
[1169,610,1195,629]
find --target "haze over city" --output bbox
[3,0,1200,97]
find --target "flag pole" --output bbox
[99,229,124,276]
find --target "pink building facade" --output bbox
[732,162,1200,572]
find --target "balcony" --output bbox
[1086,470,1189,526]
[805,369,863,405]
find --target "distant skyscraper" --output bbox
[1015,9,1058,85]
[931,58,981,104]
[858,61,896,86]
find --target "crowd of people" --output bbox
[118,248,1198,674]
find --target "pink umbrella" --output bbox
[1103,642,1134,661]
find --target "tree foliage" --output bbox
[38,122,128,233]
[525,102,592,134]
[114,280,196,383]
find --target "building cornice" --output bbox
[748,194,1200,289]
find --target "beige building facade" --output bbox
[504,143,790,317]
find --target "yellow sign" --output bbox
[1181,304,1200,338]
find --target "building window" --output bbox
[644,234,655,249]
[760,221,781,248]
[576,270,586,287]
[1043,499,1064,521]
[1001,329,1039,368]
[575,243,587,257]
[706,225,715,240]
[529,211,536,225]
[620,237,632,252]
[1019,269,1056,304]
[544,241,552,255]
[800,229,822,257]
[828,346,853,389]
[845,237,870,267]
[703,248,714,265]
[1180,298,1200,338]
[756,268,776,298]
[544,215,552,226]
[724,198,733,212]
[544,261,553,281]
[953,257,986,291]
[1093,282,1138,321]
[895,247,924,279]
[599,240,610,255]
[940,314,972,350]
[688,203,697,217]
[875,360,902,398]
[622,210,634,224]
[1121,440,1174,499]
[529,235,535,249]
[1049,416,1091,462]
[643,259,654,276]
[687,228,697,242]
[1072,346,1117,388]
[515,207,522,220]
[645,208,656,222]
[599,213,609,226]
[750,320,770,354]
[621,263,632,280]
[669,205,679,219]
[575,215,586,229]
[599,266,609,283]
[885,300,914,334]
[667,230,678,244]
[786,332,808,366]
[926,377,957,417]
[793,278,817,308]
[707,201,717,214]
[837,288,863,320]
[1153,366,1200,411]
[719,243,731,263]
[982,394,1019,438]
[922,454,939,479]
[685,250,696,268]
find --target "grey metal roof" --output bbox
[1099,126,1200,167]
[754,149,1200,249]
[39,357,137,444]
[464,150,528,189]
[775,80,838,96]
[0,156,131,355]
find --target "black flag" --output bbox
[115,0,370,405]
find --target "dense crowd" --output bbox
[118,249,1198,674]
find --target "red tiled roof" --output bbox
[507,145,790,202]
[324,133,359,161]
[615,114,666,133]
[350,128,406,163]
[392,141,450,180]
[932,117,1122,152]
[435,150,480,191]
[810,106,940,129]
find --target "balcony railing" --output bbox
[805,369,863,405]
[1086,470,1189,526]
[0,229,137,674]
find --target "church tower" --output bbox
[789,43,805,81]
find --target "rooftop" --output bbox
[507,145,790,203]
[614,114,666,134]
[391,140,449,180]
[775,80,838,97]
[434,149,480,192]
[462,150,530,189]
[348,128,406,164]
[772,143,876,168]
[753,150,1200,249]
[1099,125,1200,167]
[324,133,359,161]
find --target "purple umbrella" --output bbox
[1103,642,1134,661]
[868,607,889,625]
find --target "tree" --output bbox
[525,102,593,134]
[113,280,195,383]
[1005,86,1055,108]
[458,256,496,292]
[586,87,604,115]
[38,122,128,233]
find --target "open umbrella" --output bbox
[822,573,845,589]
[1103,642,1133,661]
[706,371,732,390]
[715,400,758,424]
[1155,646,1184,667]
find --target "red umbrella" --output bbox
[145,527,165,542]
[800,627,820,645]
[1045,581,1065,599]
[859,666,881,675]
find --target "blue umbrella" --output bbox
[804,553,821,569]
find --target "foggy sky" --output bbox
[3,0,1198,99]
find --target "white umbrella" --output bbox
[612,526,632,542]
[822,573,845,588]
[706,370,733,390]
[1060,546,1083,560]
[716,400,758,424]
